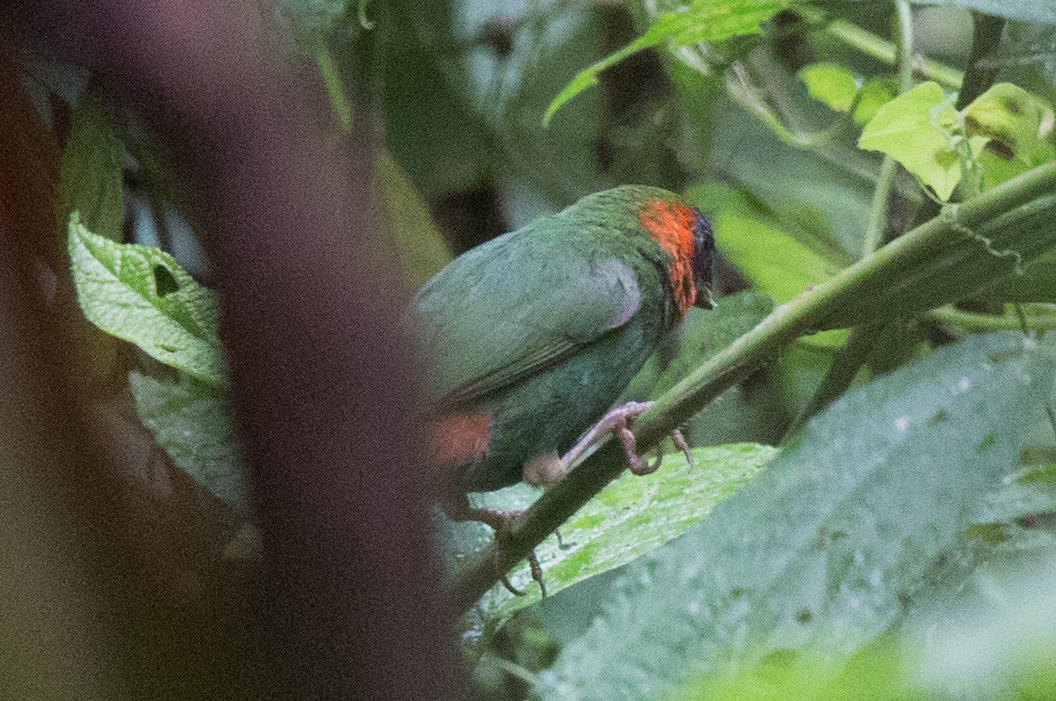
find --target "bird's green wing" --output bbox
[412,222,643,411]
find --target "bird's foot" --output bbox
[441,497,546,597]
[488,512,546,597]
[610,402,662,475]
[566,401,692,476]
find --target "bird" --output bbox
[411,185,715,591]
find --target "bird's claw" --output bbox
[672,429,693,468]
[595,401,664,476]
[498,548,545,597]
[614,418,661,475]
[480,510,546,598]
[597,401,692,475]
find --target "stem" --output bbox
[861,1,914,257]
[445,160,1056,613]
[807,1,913,437]
[823,19,963,89]
[862,156,898,256]
[314,41,353,132]
[955,13,1006,110]
[894,1,915,93]
[784,322,887,440]
[931,305,1056,331]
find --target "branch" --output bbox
[822,17,963,89]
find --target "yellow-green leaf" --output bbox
[376,151,452,288]
[859,81,962,200]
[853,77,897,126]
[799,62,858,113]
[964,82,1056,166]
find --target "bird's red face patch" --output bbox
[431,413,490,465]
[638,200,698,318]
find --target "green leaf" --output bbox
[129,372,246,512]
[535,334,1056,700]
[799,62,858,113]
[715,210,843,303]
[57,88,124,242]
[446,444,776,622]
[377,150,452,288]
[853,77,897,127]
[963,82,1056,166]
[544,0,790,125]
[68,213,225,386]
[858,81,963,200]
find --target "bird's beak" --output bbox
[696,287,716,310]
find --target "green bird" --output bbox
[412,186,715,562]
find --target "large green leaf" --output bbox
[534,333,1056,700]
[444,444,776,623]
[129,372,246,512]
[68,213,225,386]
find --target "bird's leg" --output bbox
[523,451,568,489]
[440,492,544,597]
[564,401,693,476]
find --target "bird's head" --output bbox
[631,189,716,318]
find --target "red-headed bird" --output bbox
[412,186,715,570]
